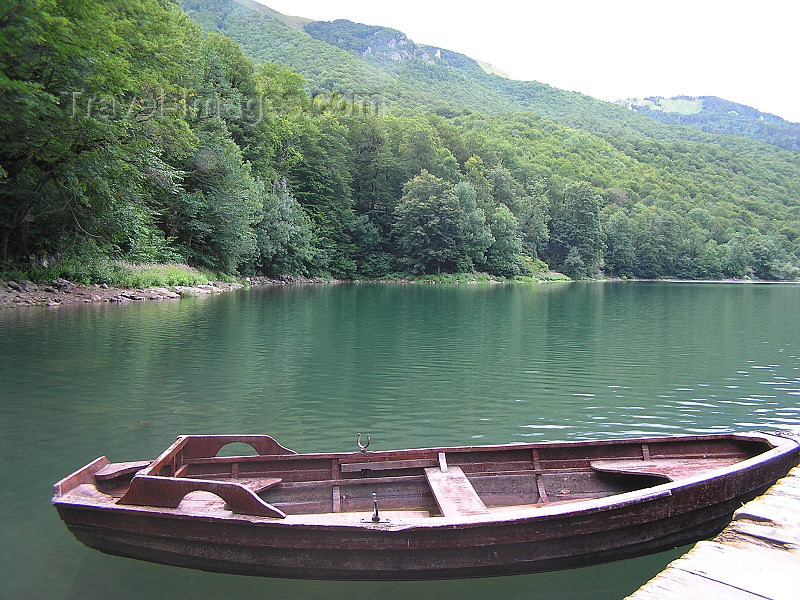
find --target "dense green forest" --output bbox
[622,96,800,153]
[1,0,798,282]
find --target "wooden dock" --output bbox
[627,466,800,600]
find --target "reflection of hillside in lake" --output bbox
[2,282,799,599]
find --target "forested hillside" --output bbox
[621,96,800,153]
[1,0,798,283]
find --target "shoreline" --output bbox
[1,275,797,309]
[0,275,329,309]
[607,277,800,285]
[636,278,800,284]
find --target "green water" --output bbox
[1,282,799,599]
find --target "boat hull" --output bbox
[54,436,799,580]
[58,503,728,580]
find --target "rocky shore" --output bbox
[7,275,788,309]
[0,275,330,309]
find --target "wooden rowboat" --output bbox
[53,431,800,580]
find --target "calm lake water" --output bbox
[1,281,799,599]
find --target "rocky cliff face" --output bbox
[304,19,441,65]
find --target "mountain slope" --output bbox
[178,0,800,278]
[619,96,800,152]
[186,3,797,155]
[298,18,799,156]
[182,0,450,109]
[182,2,800,196]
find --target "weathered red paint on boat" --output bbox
[53,432,800,580]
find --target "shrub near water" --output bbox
[17,260,222,288]
[102,262,217,288]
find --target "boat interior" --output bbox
[70,434,775,520]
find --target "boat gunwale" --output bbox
[134,431,790,472]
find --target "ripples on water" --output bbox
[227,282,800,448]
[3,283,798,449]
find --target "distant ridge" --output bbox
[619,95,800,153]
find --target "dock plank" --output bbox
[424,466,488,517]
[626,569,765,600]
[736,493,800,524]
[628,466,800,600]
[670,541,798,600]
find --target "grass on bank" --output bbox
[368,256,571,284]
[1,259,233,288]
[2,255,571,289]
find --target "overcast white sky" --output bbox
[257,0,800,123]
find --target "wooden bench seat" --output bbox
[424,466,489,517]
[590,457,743,482]
[234,477,282,493]
[94,461,151,481]
[118,475,286,518]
